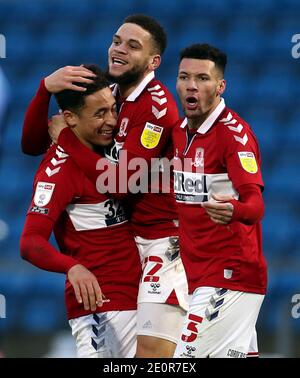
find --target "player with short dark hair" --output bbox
[20,65,141,358]
[21,15,188,358]
[172,43,267,358]
[123,14,167,55]
[179,43,227,75]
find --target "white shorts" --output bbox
[135,236,189,311]
[174,287,264,358]
[248,329,259,357]
[137,302,186,344]
[69,310,137,358]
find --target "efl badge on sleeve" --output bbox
[34,182,55,207]
[238,152,258,174]
[141,122,163,149]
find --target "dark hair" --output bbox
[54,64,110,113]
[179,43,227,76]
[123,14,167,55]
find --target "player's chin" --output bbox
[109,65,128,77]
[183,108,201,118]
[98,137,113,146]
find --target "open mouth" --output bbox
[185,96,198,109]
[112,57,127,66]
[98,129,113,136]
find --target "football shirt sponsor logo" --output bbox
[238,152,258,174]
[140,122,163,149]
[33,182,55,207]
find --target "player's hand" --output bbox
[48,114,68,143]
[67,264,106,311]
[201,194,234,225]
[44,65,96,93]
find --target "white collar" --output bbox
[180,98,226,134]
[111,71,155,102]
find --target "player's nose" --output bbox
[186,78,198,91]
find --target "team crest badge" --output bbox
[192,147,204,168]
[238,152,258,174]
[141,122,163,149]
[34,182,55,207]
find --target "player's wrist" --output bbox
[40,78,52,97]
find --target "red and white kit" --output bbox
[56,73,189,341]
[22,73,189,342]
[21,144,141,357]
[172,99,267,357]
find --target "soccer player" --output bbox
[20,65,142,358]
[21,15,188,358]
[172,44,267,358]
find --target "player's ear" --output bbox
[217,79,226,96]
[63,110,78,128]
[149,54,161,71]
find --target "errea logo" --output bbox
[0,294,6,318]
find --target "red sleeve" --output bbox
[218,118,264,190]
[20,153,83,273]
[21,79,51,155]
[58,128,149,199]
[230,183,264,225]
[57,92,178,198]
[20,216,79,273]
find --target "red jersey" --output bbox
[23,144,141,320]
[110,72,179,238]
[58,72,180,239]
[172,99,267,295]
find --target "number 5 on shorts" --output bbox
[181,314,203,342]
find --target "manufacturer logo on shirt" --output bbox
[140,122,163,149]
[148,282,161,295]
[33,182,55,207]
[238,152,258,174]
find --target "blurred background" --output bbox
[0,0,300,358]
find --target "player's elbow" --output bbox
[21,139,41,156]
[20,233,33,262]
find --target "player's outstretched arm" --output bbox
[21,66,96,156]
[21,79,52,155]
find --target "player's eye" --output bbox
[129,42,140,49]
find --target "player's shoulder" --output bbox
[144,78,176,104]
[137,79,178,125]
[216,106,256,145]
[35,144,82,183]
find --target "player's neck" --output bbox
[119,70,152,99]
[119,82,139,99]
[71,129,93,151]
